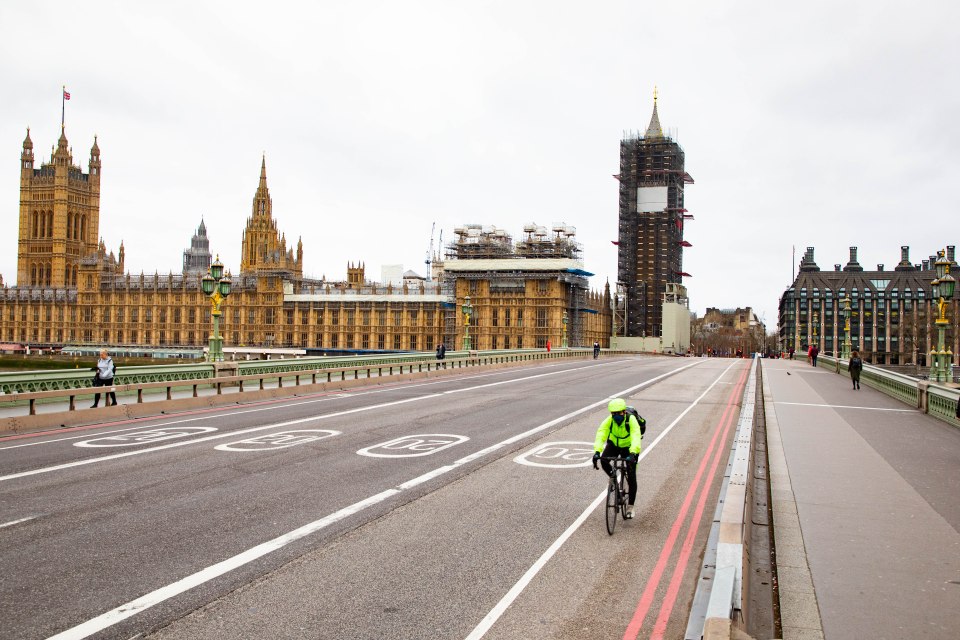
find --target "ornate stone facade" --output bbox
[1,130,612,354]
[17,127,105,287]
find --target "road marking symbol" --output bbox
[514,441,595,468]
[357,434,469,458]
[75,427,217,448]
[215,430,340,452]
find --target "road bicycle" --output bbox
[600,456,630,535]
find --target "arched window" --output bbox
[32,211,39,238]
[30,264,37,286]
[47,211,53,238]
[80,215,87,243]
[72,265,79,286]
[45,262,52,287]
[68,213,74,240]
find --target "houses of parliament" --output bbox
[1,126,612,355]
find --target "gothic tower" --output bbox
[17,127,102,287]
[239,156,303,278]
[616,92,693,337]
[183,219,213,276]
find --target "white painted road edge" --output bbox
[46,360,704,639]
[464,360,737,640]
[0,516,34,529]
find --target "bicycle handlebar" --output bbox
[598,456,632,467]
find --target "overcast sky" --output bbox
[2,1,958,329]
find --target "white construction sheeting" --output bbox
[637,186,669,213]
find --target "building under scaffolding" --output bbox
[436,223,610,349]
[616,92,694,338]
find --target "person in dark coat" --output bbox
[849,350,863,390]
[811,345,819,367]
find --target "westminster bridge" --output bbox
[1,350,958,639]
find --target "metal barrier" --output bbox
[0,348,638,422]
[0,348,585,396]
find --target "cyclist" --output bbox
[592,398,642,518]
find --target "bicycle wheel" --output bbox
[605,477,618,535]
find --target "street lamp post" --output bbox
[841,296,852,359]
[461,295,473,351]
[201,256,232,362]
[562,310,568,349]
[930,250,956,383]
[812,310,819,350]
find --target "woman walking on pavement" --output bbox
[91,349,117,407]
[849,350,863,390]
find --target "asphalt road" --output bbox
[0,355,750,640]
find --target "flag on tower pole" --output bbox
[61,86,70,128]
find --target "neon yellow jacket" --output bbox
[594,415,642,455]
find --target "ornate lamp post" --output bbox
[930,250,955,383]
[562,310,568,349]
[201,256,232,362]
[461,295,473,351]
[841,296,853,359]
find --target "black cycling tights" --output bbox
[599,442,638,505]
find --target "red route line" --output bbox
[622,362,749,639]
[650,368,747,638]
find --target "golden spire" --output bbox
[644,86,663,139]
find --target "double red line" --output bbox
[623,362,750,639]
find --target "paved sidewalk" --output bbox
[763,358,960,639]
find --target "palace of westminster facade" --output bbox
[1,127,612,354]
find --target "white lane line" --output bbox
[45,489,401,640]
[0,358,631,452]
[464,360,738,640]
[45,359,706,640]
[776,401,914,412]
[0,516,35,529]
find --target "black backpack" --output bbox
[624,406,646,436]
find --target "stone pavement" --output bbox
[762,358,960,639]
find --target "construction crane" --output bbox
[425,222,435,282]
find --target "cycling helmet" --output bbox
[607,398,627,413]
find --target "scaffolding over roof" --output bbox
[445,222,582,261]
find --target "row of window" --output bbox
[794,287,928,300]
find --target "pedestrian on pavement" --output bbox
[90,349,117,407]
[849,350,863,390]
[593,341,600,359]
[811,345,819,367]
[789,347,794,360]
